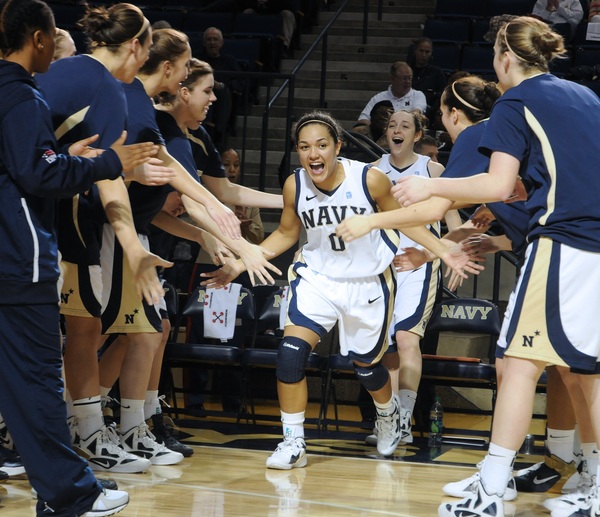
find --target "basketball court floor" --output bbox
[0,404,553,516]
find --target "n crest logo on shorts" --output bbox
[124,308,139,324]
[522,330,541,347]
[60,288,75,305]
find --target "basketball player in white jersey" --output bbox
[365,109,455,446]
[202,111,483,470]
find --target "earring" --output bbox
[39,44,44,49]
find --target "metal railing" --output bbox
[216,0,388,190]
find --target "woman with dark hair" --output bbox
[0,0,159,513]
[202,110,481,470]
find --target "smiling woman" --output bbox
[201,110,482,470]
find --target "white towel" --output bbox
[279,286,290,330]
[203,283,242,340]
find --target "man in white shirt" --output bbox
[358,61,427,125]
[532,0,583,35]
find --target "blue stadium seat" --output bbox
[434,0,486,18]
[48,2,87,30]
[460,44,495,74]
[141,8,186,30]
[485,0,535,17]
[432,42,463,73]
[232,13,286,72]
[471,18,492,44]
[573,47,600,66]
[423,17,472,44]
[182,11,235,35]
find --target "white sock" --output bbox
[398,389,417,415]
[144,390,161,421]
[72,396,104,440]
[582,444,598,473]
[547,428,575,463]
[119,398,145,434]
[374,395,394,416]
[480,443,516,496]
[281,411,305,440]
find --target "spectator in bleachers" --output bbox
[358,62,427,126]
[408,37,447,119]
[351,100,393,148]
[198,27,242,143]
[358,61,427,124]
[414,135,440,163]
[590,0,600,21]
[239,0,298,54]
[532,0,584,36]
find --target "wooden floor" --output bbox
[0,406,551,516]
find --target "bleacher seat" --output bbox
[460,44,495,74]
[573,47,600,66]
[573,22,600,48]
[434,0,486,18]
[432,42,463,73]
[485,0,535,17]
[223,38,264,71]
[182,11,235,35]
[471,18,492,44]
[48,2,87,29]
[424,17,472,44]
[231,13,286,72]
[141,8,185,30]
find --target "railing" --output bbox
[216,0,386,190]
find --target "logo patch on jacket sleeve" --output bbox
[42,149,57,164]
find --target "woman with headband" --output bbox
[344,16,600,517]
[440,77,594,509]
[362,108,451,449]
[202,110,482,469]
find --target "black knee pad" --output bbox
[354,363,389,392]
[276,336,312,384]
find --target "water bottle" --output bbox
[428,396,444,447]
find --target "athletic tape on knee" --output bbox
[354,363,389,392]
[276,336,312,384]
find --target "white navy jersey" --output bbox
[295,158,399,278]
[378,153,441,250]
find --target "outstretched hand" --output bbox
[69,134,102,158]
[471,205,495,228]
[461,233,498,257]
[128,158,176,186]
[335,214,372,243]
[205,198,242,241]
[125,248,173,305]
[110,131,159,173]
[200,259,245,289]
[239,244,281,286]
[394,247,428,272]
[440,243,485,290]
[391,176,434,207]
